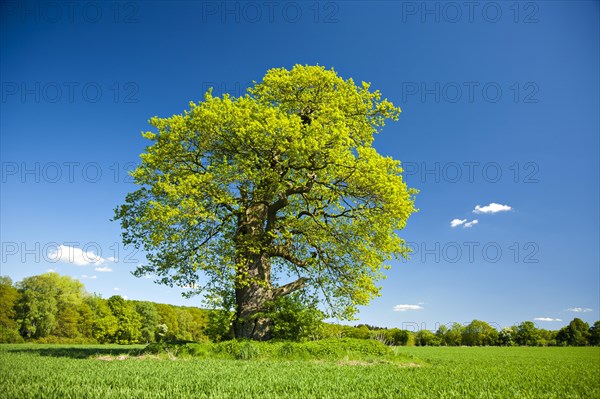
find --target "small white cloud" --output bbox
[393,304,424,312]
[95,266,112,272]
[47,244,109,266]
[451,219,467,227]
[142,274,153,279]
[566,307,593,313]
[80,275,97,280]
[473,203,512,214]
[113,287,120,291]
[464,219,479,228]
[107,257,118,262]
[534,317,562,322]
[46,268,57,273]
[120,295,128,300]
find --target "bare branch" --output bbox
[273,277,308,297]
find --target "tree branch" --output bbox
[272,277,308,297]
[269,245,310,269]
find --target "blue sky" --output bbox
[1,1,598,330]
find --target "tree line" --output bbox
[1,273,598,346]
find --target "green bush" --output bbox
[267,293,324,341]
[235,342,259,360]
[32,336,97,344]
[141,338,394,362]
[0,326,24,343]
[303,338,393,357]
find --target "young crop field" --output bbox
[0,344,598,399]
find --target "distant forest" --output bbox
[1,273,598,346]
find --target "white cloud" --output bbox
[95,266,112,272]
[80,275,97,280]
[47,244,112,266]
[451,219,466,227]
[451,219,479,228]
[473,203,512,214]
[534,317,562,322]
[46,268,57,273]
[566,307,593,313]
[113,287,120,291]
[121,295,128,300]
[393,304,424,312]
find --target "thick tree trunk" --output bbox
[234,280,273,340]
[233,251,274,340]
[233,202,274,340]
[232,201,309,340]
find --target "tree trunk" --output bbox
[233,251,274,340]
[234,279,273,340]
[233,202,273,340]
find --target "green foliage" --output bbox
[387,328,411,346]
[54,304,81,338]
[342,324,371,340]
[155,304,179,341]
[515,321,542,346]
[432,323,464,346]
[107,296,142,344]
[462,320,498,346]
[557,318,591,346]
[15,273,86,339]
[320,323,343,339]
[114,65,418,336]
[0,325,24,343]
[2,273,598,349]
[498,327,516,346]
[143,338,394,361]
[180,306,210,342]
[267,293,324,341]
[77,303,95,338]
[0,276,21,342]
[414,330,441,346]
[133,301,159,343]
[234,341,260,360]
[299,338,394,358]
[89,297,118,343]
[204,309,234,342]
[589,321,600,346]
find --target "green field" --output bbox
[1,344,598,399]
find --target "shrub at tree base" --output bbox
[142,338,397,362]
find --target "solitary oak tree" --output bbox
[115,65,417,340]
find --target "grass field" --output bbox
[0,344,598,399]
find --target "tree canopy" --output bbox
[115,65,418,339]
